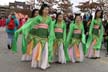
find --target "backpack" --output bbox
[7,18,15,30]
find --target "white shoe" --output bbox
[26,55,32,61]
[21,55,26,61]
[40,64,50,70]
[31,60,37,68]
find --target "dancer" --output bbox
[12,9,39,61]
[12,3,53,70]
[66,13,85,63]
[86,10,104,59]
[52,13,66,64]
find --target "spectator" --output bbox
[6,13,19,50]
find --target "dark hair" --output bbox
[39,3,49,16]
[11,13,15,16]
[74,13,82,23]
[55,12,62,24]
[31,9,38,18]
[94,10,103,19]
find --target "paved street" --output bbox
[0,30,108,72]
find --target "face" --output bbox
[34,11,39,17]
[58,14,63,21]
[75,16,82,23]
[96,11,102,18]
[42,7,49,15]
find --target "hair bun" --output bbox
[41,2,49,7]
[74,11,81,16]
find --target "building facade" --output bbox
[0,1,31,18]
[0,6,10,18]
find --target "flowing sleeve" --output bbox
[89,20,94,35]
[81,23,85,44]
[64,23,74,62]
[86,20,94,48]
[48,18,55,62]
[86,20,94,49]
[23,16,40,35]
[81,23,86,54]
[11,19,31,53]
[12,28,23,53]
[66,23,74,48]
[12,16,39,53]
[97,22,104,50]
[63,22,66,43]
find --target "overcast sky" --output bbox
[0,0,96,12]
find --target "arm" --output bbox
[48,18,54,62]
[66,23,74,48]
[89,19,94,36]
[98,23,104,49]
[12,17,39,53]
[64,23,74,62]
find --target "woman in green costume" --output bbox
[86,10,104,59]
[66,14,85,63]
[52,13,66,64]
[11,9,39,62]
[12,3,53,70]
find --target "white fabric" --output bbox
[95,50,100,57]
[86,43,94,58]
[31,43,39,68]
[69,47,76,63]
[58,43,66,64]
[87,43,100,58]
[79,43,84,62]
[21,54,26,61]
[31,42,49,70]
[69,43,84,62]
[21,54,31,61]
[40,42,49,69]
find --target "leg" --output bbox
[7,32,14,49]
[87,42,94,58]
[26,54,32,61]
[21,54,27,61]
[79,43,84,62]
[58,43,66,64]
[69,47,76,63]
[40,42,49,70]
[26,40,34,61]
[95,50,100,58]
[106,39,108,55]
[31,45,38,68]
[74,44,80,61]
[87,39,96,58]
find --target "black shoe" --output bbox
[96,57,101,59]
[105,52,108,56]
[8,44,11,50]
[90,57,97,59]
[75,61,80,63]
